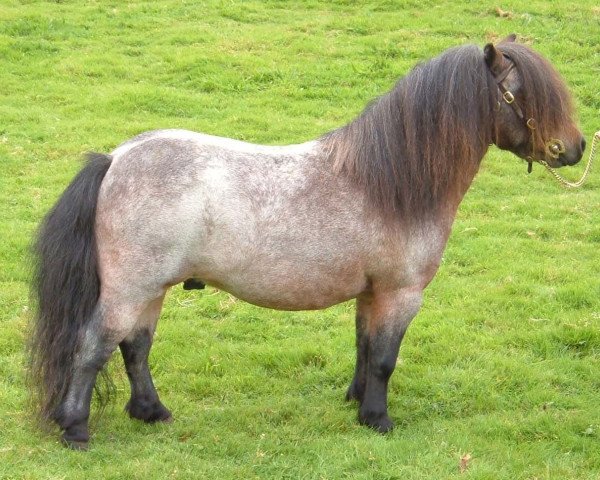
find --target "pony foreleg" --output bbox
[345,297,369,403]
[119,296,171,423]
[356,288,423,433]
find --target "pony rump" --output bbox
[28,153,113,424]
[323,45,496,219]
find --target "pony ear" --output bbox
[502,33,517,43]
[484,43,499,69]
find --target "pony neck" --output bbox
[323,44,495,221]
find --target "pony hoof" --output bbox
[61,436,89,451]
[159,414,174,424]
[359,412,395,434]
[61,423,90,450]
[126,399,173,424]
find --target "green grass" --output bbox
[1,0,600,478]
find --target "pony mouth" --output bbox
[555,151,583,167]
[543,157,565,168]
[536,152,582,169]
[544,139,584,167]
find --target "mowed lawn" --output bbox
[1,1,599,478]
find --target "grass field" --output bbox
[1,0,599,478]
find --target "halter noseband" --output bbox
[492,59,565,173]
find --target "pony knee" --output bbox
[395,288,424,321]
[365,288,424,380]
[370,355,397,381]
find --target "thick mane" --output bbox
[322,44,497,219]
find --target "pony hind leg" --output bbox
[55,308,118,450]
[57,291,166,449]
[119,295,172,423]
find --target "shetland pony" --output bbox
[29,36,585,449]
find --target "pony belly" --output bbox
[208,283,360,311]
[197,266,368,311]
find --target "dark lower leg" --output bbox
[354,288,422,433]
[119,329,171,423]
[358,326,406,433]
[56,333,114,450]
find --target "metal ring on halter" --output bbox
[489,59,596,186]
[545,139,566,159]
[538,131,599,189]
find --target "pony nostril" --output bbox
[581,137,587,153]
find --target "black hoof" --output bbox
[126,398,173,423]
[61,423,90,450]
[359,411,395,433]
[62,437,89,451]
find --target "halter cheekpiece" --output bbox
[491,58,565,173]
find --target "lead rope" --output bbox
[535,131,599,188]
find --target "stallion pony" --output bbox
[29,36,585,449]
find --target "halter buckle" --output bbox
[526,118,536,130]
[503,91,515,104]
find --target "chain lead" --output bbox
[537,131,599,188]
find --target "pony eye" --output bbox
[502,53,512,61]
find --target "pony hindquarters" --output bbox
[29,153,112,447]
[29,153,170,449]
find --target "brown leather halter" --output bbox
[492,59,565,173]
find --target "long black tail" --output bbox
[29,153,112,423]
